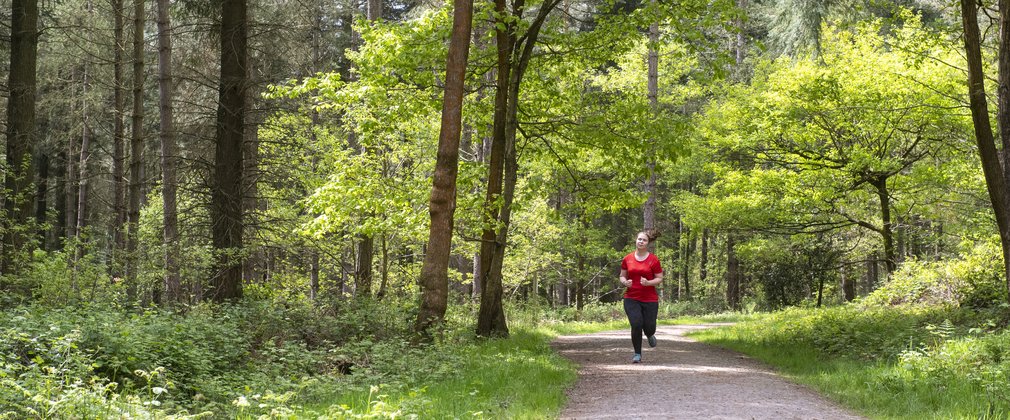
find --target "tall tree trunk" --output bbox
[65,140,78,241]
[476,0,513,337]
[157,0,181,303]
[126,0,146,300]
[209,0,247,302]
[111,0,127,277]
[699,228,709,284]
[377,234,389,300]
[726,234,740,310]
[477,0,561,339]
[34,154,48,247]
[352,0,383,299]
[643,0,658,231]
[76,64,92,251]
[355,237,373,298]
[841,266,855,301]
[414,0,473,338]
[872,177,896,274]
[2,0,39,275]
[682,229,694,300]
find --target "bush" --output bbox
[863,241,1006,309]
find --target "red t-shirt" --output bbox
[622,253,663,302]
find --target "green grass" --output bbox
[301,328,577,418]
[689,311,1010,420]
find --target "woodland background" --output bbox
[3,0,1010,417]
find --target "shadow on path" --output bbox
[552,324,865,420]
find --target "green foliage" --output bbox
[863,240,1006,308]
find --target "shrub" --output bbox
[863,241,1005,309]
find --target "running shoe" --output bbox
[647,334,657,348]
[632,353,642,363]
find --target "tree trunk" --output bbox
[2,0,39,275]
[699,228,709,284]
[34,154,48,247]
[126,0,146,300]
[872,177,896,274]
[377,234,389,300]
[476,0,513,337]
[643,0,658,231]
[726,234,740,310]
[157,0,181,304]
[111,0,127,278]
[414,0,472,338]
[682,229,694,300]
[209,0,247,302]
[477,0,561,339]
[355,235,373,298]
[76,64,92,253]
[310,251,320,300]
[964,0,1010,300]
[841,267,855,301]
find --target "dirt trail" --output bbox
[552,324,866,420]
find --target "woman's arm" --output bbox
[619,269,631,287]
[642,272,663,287]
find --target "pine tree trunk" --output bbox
[126,0,146,300]
[157,0,181,303]
[415,0,472,338]
[643,0,658,231]
[34,154,48,247]
[2,0,39,275]
[209,0,247,301]
[111,0,127,277]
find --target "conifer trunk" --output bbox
[2,0,39,275]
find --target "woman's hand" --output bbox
[619,277,631,287]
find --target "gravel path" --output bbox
[552,324,866,420]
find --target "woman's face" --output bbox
[635,233,649,250]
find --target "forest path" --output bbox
[552,324,866,419]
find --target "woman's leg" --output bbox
[623,298,644,354]
[642,301,659,339]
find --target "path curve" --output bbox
[552,324,865,420]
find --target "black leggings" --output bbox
[624,298,659,354]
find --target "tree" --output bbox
[126,0,146,299]
[2,0,39,275]
[209,0,248,301]
[959,0,1010,302]
[414,0,473,337]
[157,0,181,303]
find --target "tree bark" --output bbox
[34,154,48,247]
[126,0,146,300]
[157,0,181,304]
[726,234,740,310]
[872,177,896,274]
[2,0,39,275]
[76,64,92,253]
[961,0,1010,301]
[643,0,658,232]
[209,0,248,302]
[111,0,127,278]
[699,228,709,284]
[355,236,373,297]
[477,0,561,339]
[414,0,472,338]
[476,0,514,337]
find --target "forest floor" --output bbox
[552,324,866,419]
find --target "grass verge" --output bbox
[689,309,1010,420]
[301,327,577,418]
